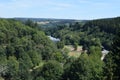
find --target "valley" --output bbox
[0,17,120,80]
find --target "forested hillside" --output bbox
[0,19,63,80]
[45,17,120,50]
[0,17,120,80]
[84,17,120,34]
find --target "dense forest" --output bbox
[0,17,120,80]
[44,17,120,50]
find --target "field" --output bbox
[64,45,83,58]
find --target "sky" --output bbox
[0,0,120,19]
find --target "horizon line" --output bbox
[0,16,120,20]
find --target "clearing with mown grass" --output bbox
[64,45,83,58]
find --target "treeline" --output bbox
[83,17,120,34]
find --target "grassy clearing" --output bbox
[0,77,4,80]
[64,45,82,58]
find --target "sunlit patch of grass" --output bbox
[64,45,82,58]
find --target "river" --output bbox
[48,36,60,42]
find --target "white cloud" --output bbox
[0,0,75,11]
[0,0,75,17]
[0,0,31,10]
[77,0,109,6]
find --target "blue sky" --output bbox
[0,0,120,19]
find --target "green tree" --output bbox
[0,32,6,44]
[0,46,7,78]
[6,45,15,57]
[18,58,33,80]
[28,51,42,67]
[53,52,64,63]
[36,76,45,80]
[66,54,91,80]
[107,31,120,79]
[19,52,33,69]
[57,41,64,49]
[106,31,120,80]
[65,52,104,80]
[41,61,63,80]
[103,52,115,80]
[25,19,35,28]
[18,51,33,80]
[74,42,78,51]
[88,46,102,57]
[6,56,19,80]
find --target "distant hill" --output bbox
[83,16,120,34]
[14,18,76,22]
[13,18,88,28]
